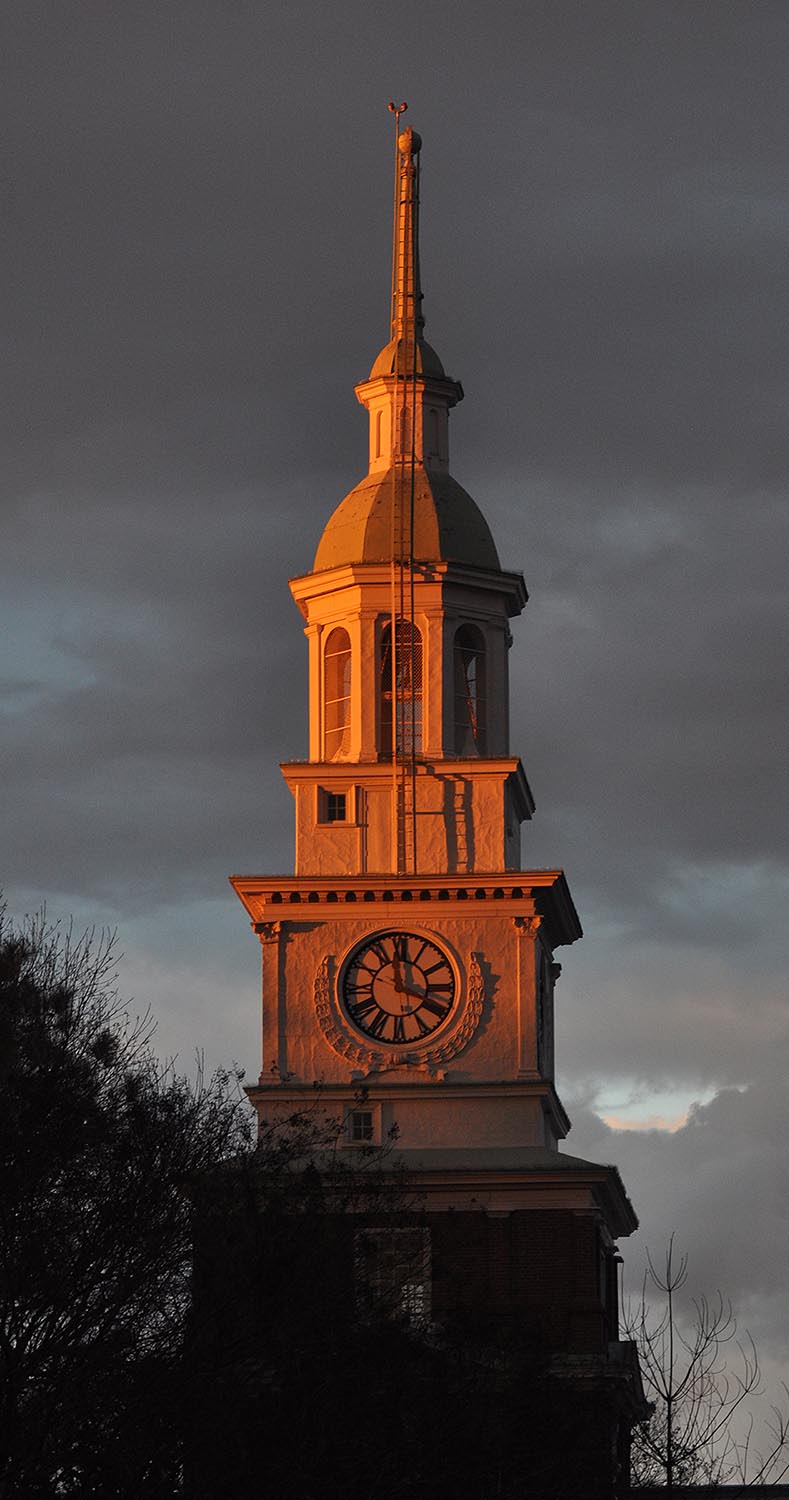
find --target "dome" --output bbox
[313,464,501,572]
[368,337,446,380]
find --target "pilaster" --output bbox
[255,920,285,1082]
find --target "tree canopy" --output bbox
[0,911,251,1497]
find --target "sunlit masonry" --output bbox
[230,118,648,1491]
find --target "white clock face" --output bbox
[341,932,456,1045]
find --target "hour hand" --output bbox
[391,954,422,1000]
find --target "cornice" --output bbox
[229,868,582,948]
[353,370,463,407]
[387,1153,639,1239]
[289,557,527,615]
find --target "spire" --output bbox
[390,125,424,362]
[372,109,447,385]
[348,119,462,484]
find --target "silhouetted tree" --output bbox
[0,910,251,1498]
[626,1237,789,1492]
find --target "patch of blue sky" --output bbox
[593,1078,720,1133]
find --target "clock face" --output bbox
[341,932,456,1045]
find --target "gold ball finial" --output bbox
[398,126,422,156]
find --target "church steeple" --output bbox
[280,124,533,879]
[228,128,645,1475]
[232,116,572,1134]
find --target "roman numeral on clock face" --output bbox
[349,996,379,1021]
[420,995,451,1019]
[366,1009,390,1039]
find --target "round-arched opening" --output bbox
[324,627,351,759]
[453,624,486,754]
[379,618,423,758]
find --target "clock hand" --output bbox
[389,952,422,1007]
[392,954,416,1009]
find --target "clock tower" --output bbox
[230,121,645,1492]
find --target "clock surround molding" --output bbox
[313,941,485,1073]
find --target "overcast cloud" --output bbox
[2,0,787,1416]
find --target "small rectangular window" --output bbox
[355,1228,431,1325]
[318,788,352,824]
[327,792,346,822]
[350,1109,374,1142]
[343,1099,380,1147]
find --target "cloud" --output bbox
[566,1080,789,1361]
[2,0,788,1418]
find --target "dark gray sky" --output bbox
[3,0,788,1416]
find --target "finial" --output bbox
[389,111,423,350]
[398,127,422,157]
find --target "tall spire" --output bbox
[346,120,462,486]
[390,125,424,363]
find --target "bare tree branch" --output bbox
[625,1237,789,1492]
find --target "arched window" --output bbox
[380,618,423,757]
[453,625,486,754]
[324,627,351,759]
[397,407,411,456]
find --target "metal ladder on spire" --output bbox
[387,103,420,877]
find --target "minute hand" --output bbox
[408,989,451,1010]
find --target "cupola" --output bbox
[313,125,500,575]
